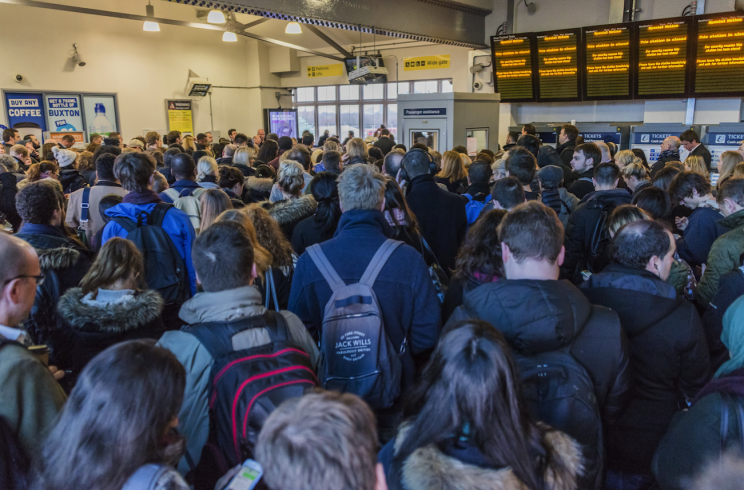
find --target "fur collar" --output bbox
[267,195,317,226]
[396,426,582,490]
[245,177,274,193]
[38,248,80,270]
[57,287,163,332]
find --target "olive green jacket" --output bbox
[697,209,744,307]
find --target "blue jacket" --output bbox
[102,203,197,296]
[288,209,441,397]
[676,206,728,266]
[159,180,202,203]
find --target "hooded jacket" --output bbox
[58,168,87,194]
[702,268,744,372]
[157,286,318,475]
[244,176,273,203]
[562,189,633,282]
[15,224,93,355]
[697,209,744,307]
[102,203,197,296]
[557,140,577,167]
[380,424,584,490]
[676,202,727,267]
[232,162,255,177]
[0,171,21,231]
[540,187,579,228]
[581,265,710,473]
[55,288,165,382]
[446,279,630,484]
[263,195,317,243]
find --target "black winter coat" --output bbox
[581,265,711,473]
[58,169,87,194]
[55,288,165,385]
[290,214,337,257]
[556,140,576,168]
[562,188,633,282]
[566,168,595,201]
[446,278,631,486]
[0,172,21,231]
[434,176,467,194]
[702,269,744,371]
[406,174,468,276]
[232,163,255,177]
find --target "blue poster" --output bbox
[5,93,46,131]
[45,95,83,132]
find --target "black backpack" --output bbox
[185,311,317,467]
[0,340,31,490]
[516,348,603,489]
[112,204,189,306]
[584,200,616,274]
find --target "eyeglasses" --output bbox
[3,274,45,286]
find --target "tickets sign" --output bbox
[403,55,451,71]
[306,64,344,78]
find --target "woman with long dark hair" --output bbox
[291,172,342,256]
[442,209,507,322]
[256,139,279,166]
[31,340,188,490]
[379,320,583,490]
[383,178,422,251]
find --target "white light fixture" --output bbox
[285,21,302,34]
[222,31,237,42]
[143,3,159,31]
[207,9,226,24]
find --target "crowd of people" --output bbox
[1,121,743,490]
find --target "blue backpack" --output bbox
[463,192,492,225]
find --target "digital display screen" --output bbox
[636,19,690,97]
[694,14,744,96]
[491,34,535,102]
[267,110,297,139]
[536,30,581,101]
[582,25,632,100]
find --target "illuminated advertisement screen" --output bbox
[635,18,691,98]
[536,29,581,102]
[693,13,744,96]
[267,109,297,139]
[582,24,633,100]
[491,34,536,102]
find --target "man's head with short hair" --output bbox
[522,124,536,136]
[679,129,700,152]
[255,391,382,490]
[452,146,468,155]
[392,144,407,152]
[3,128,19,144]
[468,160,491,186]
[16,180,61,224]
[228,129,237,140]
[559,124,579,144]
[278,136,294,152]
[717,178,744,217]
[492,176,525,210]
[593,162,620,190]
[499,201,564,280]
[196,133,208,145]
[61,134,75,148]
[595,141,611,162]
[337,164,386,212]
[380,129,390,138]
[400,149,432,179]
[571,143,601,174]
[234,133,251,147]
[114,152,157,193]
[516,134,540,157]
[322,150,342,173]
[10,144,28,160]
[609,219,675,280]
[163,147,181,168]
[171,153,196,181]
[145,131,161,147]
[96,153,118,182]
[505,147,537,186]
[166,131,181,145]
[383,149,405,177]
[0,233,41,327]
[192,221,256,292]
[302,133,314,148]
[668,171,712,206]
[507,131,520,145]
[223,144,238,158]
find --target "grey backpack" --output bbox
[307,239,404,410]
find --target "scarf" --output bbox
[693,368,744,406]
[123,190,163,205]
[658,149,680,162]
[715,296,744,378]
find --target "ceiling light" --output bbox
[208,9,226,24]
[222,31,238,42]
[285,21,302,34]
[143,3,159,31]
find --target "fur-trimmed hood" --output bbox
[245,176,274,194]
[38,247,80,270]
[57,287,164,332]
[266,195,317,226]
[395,426,583,490]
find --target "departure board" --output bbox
[491,34,536,102]
[536,29,581,102]
[694,14,744,96]
[635,19,691,98]
[582,25,632,100]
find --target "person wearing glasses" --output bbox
[13,179,93,360]
[0,232,67,456]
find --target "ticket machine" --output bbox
[702,123,744,169]
[630,124,701,164]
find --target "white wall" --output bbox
[0,1,261,139]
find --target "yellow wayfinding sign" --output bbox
[307,64,344,78]
[404,55,451,71]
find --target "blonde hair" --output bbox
[323,140,339,152]
[245,205,295,269]
[718,151,744,190]
[346,138,368,161]
[199,189,233,233]
[80,238,145,295]
[686,155,709,181]
[183,135,196,153]
[608,205,652,236]
[234,147,256,167]
[614,149,636,169]
[437,150,468,183]
[734,162,744,179]
[196,156,218,182]
[277,160,305,196]
[215,209,272,280]
[621,161,648,181]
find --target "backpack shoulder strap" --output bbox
[485,195,492,204]
[122,464,172,490]
[80,187,92,223]
[111,216,137,234]
[163,188,180,202]
[263,310,290,342]
[307,244,345,291]
[359,239,403,287]
[148,203,173,227]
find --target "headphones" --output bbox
[399,148,438,181]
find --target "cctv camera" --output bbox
[73,54,86,67]
[470,64,484,74]
[473,81,483,91]
[14,74,23,83]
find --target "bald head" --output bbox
[0,233,40,326]
[0,234,37,285]
[595,142,611,163]
[662,136,681,152]
[383,149,405,177]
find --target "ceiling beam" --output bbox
[304,24,353,59]
[0,0,345,61]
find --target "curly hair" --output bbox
[244,205,295,269]
[16,180,61,224]
[77,151,95,172]
[452,209,507,282]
